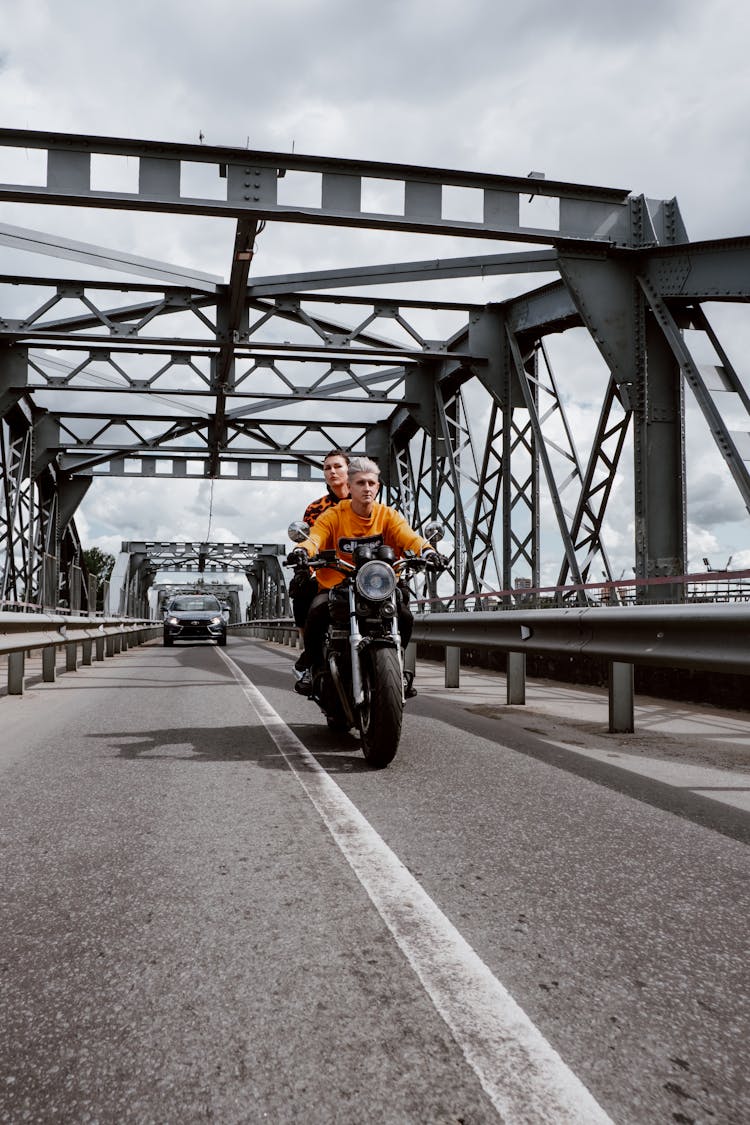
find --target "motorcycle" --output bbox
[286,521,445,769]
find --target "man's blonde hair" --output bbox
[347,456,380,481]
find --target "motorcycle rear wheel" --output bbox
[359,646,403,768]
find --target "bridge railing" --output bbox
[413,568,750,613]
[236,602,750,677]
[235,585,750,734]
[0,612,160,696]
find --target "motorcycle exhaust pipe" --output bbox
[328,654,356,728]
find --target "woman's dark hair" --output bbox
[323,448,350,465]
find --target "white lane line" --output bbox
[216,646,615,1125]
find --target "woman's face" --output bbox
[324,455,349,495]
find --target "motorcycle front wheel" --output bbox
[359,646,403,768]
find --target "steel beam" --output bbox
[642,236,750,300]
[0,127,637,246]
[639,276,750,516]
[0,222,220,290]
[246,250,559,295]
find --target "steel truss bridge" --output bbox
[112,540,286,621]
[1,127,749,615]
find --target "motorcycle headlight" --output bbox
[355,560,396,602]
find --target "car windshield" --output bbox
[169,597,220,612]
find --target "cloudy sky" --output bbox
[2,0,749,583]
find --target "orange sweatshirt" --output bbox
[299,500,430,589]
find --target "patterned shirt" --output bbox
[303,489,345,528]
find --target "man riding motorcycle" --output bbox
[290,449,350,674]
[287,456,442,697]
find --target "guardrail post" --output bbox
[81,639,93,665]
[445,645,460,688]
[65,642,78,672]
[42,645,57,681]
[106,633,116,657]
[113,634,122,654]
[404,641,416,678]
[8,651,24,694]
[609,661,634,733]
[506,652,526,704]
[95,635,105,660]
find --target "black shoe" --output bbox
[294,652,310,672]
[294,669,313,696]
[404,672,417,699]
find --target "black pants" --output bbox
[290,573,319,628]
[303,588,414,670]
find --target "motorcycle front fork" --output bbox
[347,586,403,707]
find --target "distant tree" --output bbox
[82,548,115,610]
[83,547,115,582]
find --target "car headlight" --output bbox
[167,617,178,625]
[210,616,222,625]
[355,560,396,602]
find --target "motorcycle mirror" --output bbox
[423,520,445,543]
[288,520,310,543]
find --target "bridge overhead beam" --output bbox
[0,128,641,247]
[245,249,560,296]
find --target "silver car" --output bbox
[163,595,227,646]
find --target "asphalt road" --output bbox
[1,634,748,1124]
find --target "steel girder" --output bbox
[1,127,749,608]
[0,404,34,603]
[0,394,91,607]
[0,129,636,245]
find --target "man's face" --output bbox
[349,471,380,511]
[324,455,349,493]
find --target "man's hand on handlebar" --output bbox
[421,549,449,571]
[285,548,309,568]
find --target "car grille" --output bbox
[168,620,223,638]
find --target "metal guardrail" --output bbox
[409,603,750,675]
[411,602,750,733]
[0,612,160,695]
[235,602,750,674]
[237,602,750,734]
[9,603,743,733]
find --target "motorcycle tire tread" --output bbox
[359,646,403,769]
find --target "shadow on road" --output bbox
[97,722,372,773]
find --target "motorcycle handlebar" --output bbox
[284,552,443,575]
